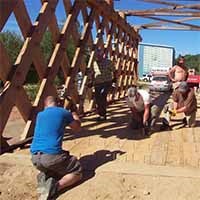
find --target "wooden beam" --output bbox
[122,10,200,17]
[86,0,141,41]
[11,1,58,87]
[140,16,200,30]
[138,17,200,28]
[0,42,12,83]
[141,0,200,11]
[0,0,18,31]
[14,1,47,79]
[138,26,200,31]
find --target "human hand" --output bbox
[64,96,77,112]
[169,109,176,116]
[143,120,148,127]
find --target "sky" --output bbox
[114,0,200,56]
[2,0,200,57]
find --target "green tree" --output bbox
[176,54,200,73]
[184,54,200,73]
[0,31,23,64]
[40,31,53,62]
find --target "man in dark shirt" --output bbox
[163,81,197,128]
[30,96,82,200]
[91,48,117,121]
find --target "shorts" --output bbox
[31,150,82,179]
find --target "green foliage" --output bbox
[25,65,39,84]
[176,54,200,73]
[0,31,23,64]
[184,54,200,73]
[66,36,76,63]
[40,31,53,62]
[23,84,40,102]
[40,31,76,63]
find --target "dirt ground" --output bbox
[1,93,200,200]
[1,153,200,200]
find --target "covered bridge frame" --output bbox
[0,0,140,153]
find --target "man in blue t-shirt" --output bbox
[30,96,82,200]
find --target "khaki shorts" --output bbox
[31,151,82,179]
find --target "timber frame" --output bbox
[1,0,199,153]
[0,0,140,153]
[119,0,200,31]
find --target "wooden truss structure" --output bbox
[118,0,200,31]
[0,0,140,153]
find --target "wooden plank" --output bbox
[0,42,12,83]
[65,9,96,92]
[123,10,200,17]
[142,0,200,11]
[0,85,15,134]
[138,17,200,29]
[15,87,32,122]
[86,0,140,41]
[13,1,32,38]
[14,0,47,80]
[0,0,18,31]
[47,1,81,81]
[12,0,58,86]
[138,26,200,31]
[141,16,200,30]
[47,9,70,78]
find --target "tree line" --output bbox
[0,31,76,84]
[175,54,200,73]
[0,31,200,84]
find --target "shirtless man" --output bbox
[168,56,188,89]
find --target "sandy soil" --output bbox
[1,151,200,200]
[1,94,200,200]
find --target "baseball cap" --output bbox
[178,81,188,92]
[127,86,138,98]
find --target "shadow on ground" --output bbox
[64,92,172,141]
[57,150,125,198]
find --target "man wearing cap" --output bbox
[127,86,159,135]
[163,81,197,128]
[168,56,188,90]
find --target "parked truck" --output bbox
[187,68,200,88]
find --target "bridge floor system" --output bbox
[0,92,200,200]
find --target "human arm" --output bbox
[168,67,176,82]
[68,112,81,132]
[143,103,150,125]
[170,89,194,115]
[166,92,179,116]
[176,89,196,114]
[170,101,186,115]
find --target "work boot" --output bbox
[39,177,57,200]
[160,118,171,131]
[37,172,48,194]
[144,127,151,136]
[163,105,169,113]
[182,117,187,126]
